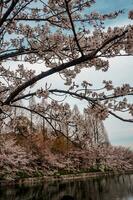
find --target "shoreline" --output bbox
[0,170,133,186]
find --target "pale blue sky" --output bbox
[92,0,133,12]
[86,0,133,148]
[94,0,133,147]
[89,0,133,27]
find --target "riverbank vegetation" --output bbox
[0,129,133,181]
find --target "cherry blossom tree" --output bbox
[0,136,37,180]
[0,0,133,138]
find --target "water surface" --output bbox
[0,174,133,200]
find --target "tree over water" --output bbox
[0,0,133,138]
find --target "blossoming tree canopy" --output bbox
[0,0,133,127]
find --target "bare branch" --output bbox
[65,0,84,56]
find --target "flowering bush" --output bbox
[0,137,36,180]
[0,134,133,180]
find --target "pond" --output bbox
[0,174,133,200]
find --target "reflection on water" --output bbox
[0,174,133,200]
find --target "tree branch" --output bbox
[4,29,128,105]
[49,89,133,123]
[11,88,133,123]
[65,0,84,56]
[0,0,20,27]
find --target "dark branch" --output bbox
[0,0,19,27]
[11,88,133,123]
[4,29,128,105]
[4,52,96,104]
[49,89,133,123]
[65,0,84,56]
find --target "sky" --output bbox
[90,0,133,148]
[92,0,133,12]
[75,57,133,148]
[6,0,133,148]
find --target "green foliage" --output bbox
[33,170,44,177]
[16,171,30,179]
[89,167,101,173]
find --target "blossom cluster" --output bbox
[0,0,133,126]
